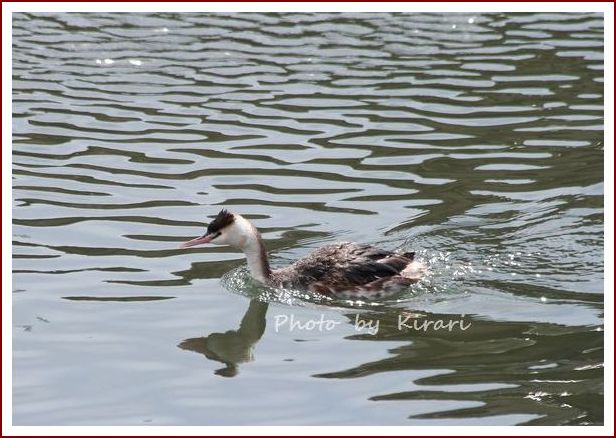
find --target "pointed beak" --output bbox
[180,233,214,248]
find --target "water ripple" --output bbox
[12,12,603,426]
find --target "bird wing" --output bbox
[289,242,415,291]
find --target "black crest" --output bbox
[207,209,235,235]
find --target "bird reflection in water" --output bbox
[178,299,268,377]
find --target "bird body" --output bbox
[181,209,424,299]
[271,242,421,299]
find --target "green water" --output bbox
[12,12,604,425]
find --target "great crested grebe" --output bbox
[181,209,424,299]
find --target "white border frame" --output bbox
[3,2,614,436]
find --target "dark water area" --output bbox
[12,12,604,425]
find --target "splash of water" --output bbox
[220,247,544,307]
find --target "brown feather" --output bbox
[207,209,235,235]
[270,242,418,298]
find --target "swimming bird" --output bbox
[180,209,424,299]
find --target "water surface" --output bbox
[12,12,604,425]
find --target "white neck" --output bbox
[233,216,271,283]
[244,238,271,283]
